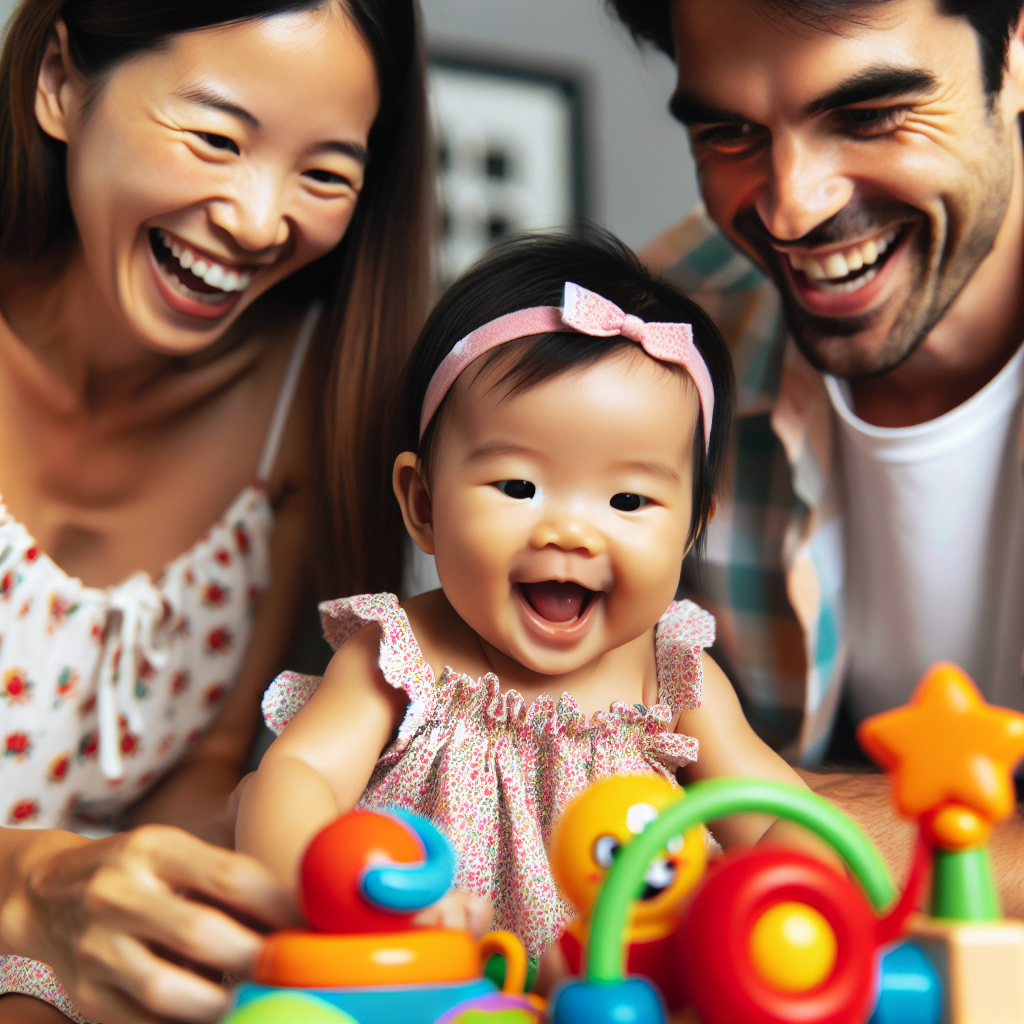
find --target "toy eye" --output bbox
[495,480,536,500]
[593,834,621,869]
[610,493,649,511]
[645,856,676,889]
[667,834,684,855]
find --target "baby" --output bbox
[236,228,821,958]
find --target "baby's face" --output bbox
[427,347,699,676]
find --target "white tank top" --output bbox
[0,306,319,830]
[826,340,1024,722]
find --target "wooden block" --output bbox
[909,917,1024,1024]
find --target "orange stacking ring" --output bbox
[256,927,481,988]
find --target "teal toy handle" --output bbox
[586,778,895,983]
[360,810,455,913]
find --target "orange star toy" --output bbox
[858,661,1024,827]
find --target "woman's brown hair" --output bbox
[0,0,432,596]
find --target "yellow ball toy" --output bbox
[748,901,838,993]
[550,775,707,942]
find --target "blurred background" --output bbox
[0,0,702,274]
[420,0,701,280]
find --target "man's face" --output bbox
[671,0,1022,377]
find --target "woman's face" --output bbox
[39,5,379,354]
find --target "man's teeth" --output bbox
[159,230,252,292]
[788,228,899,284]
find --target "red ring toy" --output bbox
[676,848,878,1024]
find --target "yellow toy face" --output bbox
[551,775,708,933]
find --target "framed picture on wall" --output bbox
[428,54,587,285]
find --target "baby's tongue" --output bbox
[520,581,589,623]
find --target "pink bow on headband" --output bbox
[419,281,715,450]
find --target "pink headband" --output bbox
[419,282,715,449]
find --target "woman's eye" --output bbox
[304,169,352,186]
[193,132,239,155]
[494,480,536,500]
[593,835,621,869]
[610,493,649,512]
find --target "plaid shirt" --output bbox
[646,208,849,764]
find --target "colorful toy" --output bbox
[222,809,542,1024]
[548,662,1024,1024]
[550,775,706,1009]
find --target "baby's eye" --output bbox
[493,480,536,500]
[593,834,621,869]
[610,493,650,512]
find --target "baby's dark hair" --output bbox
[395,226,734,554]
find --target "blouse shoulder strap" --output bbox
[322,591,435,699]
[655,598,717,714]
[255,303,321,483]
[263,592,436,735]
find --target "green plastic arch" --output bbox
[586,778,895,984]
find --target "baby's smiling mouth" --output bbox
[517,581,597,623]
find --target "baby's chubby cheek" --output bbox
[430,497,520,623]
[603,570,678,642]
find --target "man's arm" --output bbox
[798,769,1024,918]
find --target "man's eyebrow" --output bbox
[669,91,748,127]
[804,65,937,115]
[669,65,937,128]
[176,85,260,128]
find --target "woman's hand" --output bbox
[3,825,301,1024]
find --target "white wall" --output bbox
[421,0,699,250]
[0,0,701,250]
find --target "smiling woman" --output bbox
[0,1,430,1023]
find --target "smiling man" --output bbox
[609,0,1024,906]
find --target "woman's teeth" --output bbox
[786,227,900,295]
[158,229,252,293]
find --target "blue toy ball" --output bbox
[548,977,666,1024]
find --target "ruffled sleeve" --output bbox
[655,599,716,714]
[262,671,321,736]
[261,592,436,736]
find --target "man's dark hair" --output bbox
[608,0,1024,94]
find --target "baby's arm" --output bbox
[235,624,407,893]
[676,652,839,862]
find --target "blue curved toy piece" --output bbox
[869,941,943,1024]
[358,810,455,913]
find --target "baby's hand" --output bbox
[413,889,494,939]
